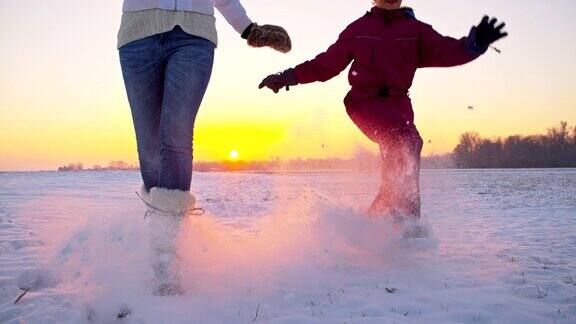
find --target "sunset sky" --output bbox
[1,0,575,171]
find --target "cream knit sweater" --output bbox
[118,0,252,49]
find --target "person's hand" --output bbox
[245,23,292,53]
[259,69,298,93]
[474,16,508,51]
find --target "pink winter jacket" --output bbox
[293,7,484,132]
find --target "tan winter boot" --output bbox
[149,187,196,216]
[148,188,196,296]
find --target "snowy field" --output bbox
[0,169,575,323]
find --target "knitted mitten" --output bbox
[247,24,292,53]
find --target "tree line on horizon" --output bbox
[57,161,139,172]
[453,122,576,168]
[58,122,575,172]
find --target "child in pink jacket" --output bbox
[260,0,507,219]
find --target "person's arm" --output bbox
[212,0,252,35]
[259,35,353,93]
[418,24,481,68]
[293,36,354,84]
[419,17,507,68]
[212,0,291,53]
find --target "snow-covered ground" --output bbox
[0,170,575,323]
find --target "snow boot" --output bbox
[149,187,196,216]
[398,217,430,239]
[147,188,195,296]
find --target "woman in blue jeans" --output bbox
[120,1,290,211]
[118,0,290,295]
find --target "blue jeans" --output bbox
[120,26,215,191]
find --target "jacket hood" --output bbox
[369,7,416,21]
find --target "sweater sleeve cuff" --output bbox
[231,15,254,35]
[241,23,255,39]
[293,65,306,84]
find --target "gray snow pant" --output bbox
[368,127,424,218]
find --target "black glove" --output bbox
[259,69,298,93]
[474,16,508,51]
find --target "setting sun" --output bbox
[229,150,240,160]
